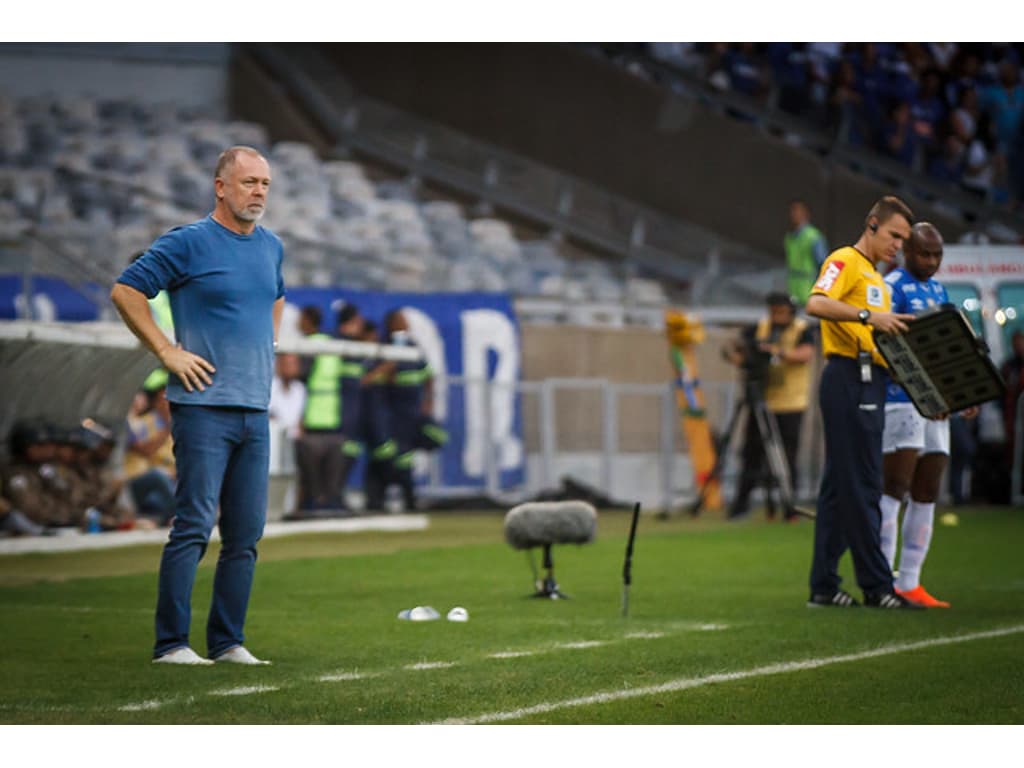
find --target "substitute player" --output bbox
[805,195,920,609]
[879,222,976,608]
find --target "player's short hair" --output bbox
[866,195,914,229]
[214,146,265,180]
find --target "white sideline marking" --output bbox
[699,624,728,631]
[405,661,458,671]
[0,514,430,555]
[210,685,280,697]
[119,700,164,712]
[625,631,665,640]
[556,641,607,650]
[318,672,372,682]
[488,650,537,659]
[432,624,1024,724]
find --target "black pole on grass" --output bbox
[621,501,641,617]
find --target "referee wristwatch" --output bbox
[857,309,871,325]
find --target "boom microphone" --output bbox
[504,501,598,599]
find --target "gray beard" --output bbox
[235,205,265,223]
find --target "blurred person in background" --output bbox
[1,423,68,529]
[111,145,284,666]
[722,292,815,521]
[124,373,177,527]
[333,303,368,513]
[784,200,828,306]
[371,309,439,513]
[291,304,347,518]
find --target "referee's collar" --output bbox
[850,246,876,270]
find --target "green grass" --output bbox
[1,507,1022,724]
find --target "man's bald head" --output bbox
[904,221,944,281]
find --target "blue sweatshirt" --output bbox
[116,215,285,409]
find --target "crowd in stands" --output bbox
[602,43,1024,211]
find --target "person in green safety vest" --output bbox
[291,305,347,517]
[784,200,828,307]
[363,309,446,513]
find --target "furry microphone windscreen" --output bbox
[504,501,598,550]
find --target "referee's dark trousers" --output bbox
[809,355,894,597]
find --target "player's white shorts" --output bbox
[882,402,950,455]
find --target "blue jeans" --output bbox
[155,405,269,659]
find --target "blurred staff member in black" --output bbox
[723,292,815,521]
[805,195,920,609]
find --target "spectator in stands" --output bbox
[827,59,867,144]
[981,59,1024,204]
[784,200,828,306]
[724,43,770,105]
[291,304,347,518]
[124,375,177,527]
[928,131,967,185]
[882,99,919,168]
[111,144,284,666]
[852,43,888,133]
[962,112,997,199]
[911,69,949,153]
[767,43,811,116]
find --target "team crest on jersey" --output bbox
[866,284,884,307]
[815,260,844,291]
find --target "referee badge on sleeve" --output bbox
[866,285,883,307]
[815,260,844,291]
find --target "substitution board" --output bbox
[874,303,1005,418]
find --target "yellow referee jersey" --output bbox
[811,246,890,366]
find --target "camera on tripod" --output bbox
[737,336,774,388]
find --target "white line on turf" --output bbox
[405,661,459,671]
[624,631,665,640]
[209,685,280,697]
[431,624,1024,724]
[119,700,164,711]
[556,640,607,650]
[487,650,536,659]
[318,672,373,682]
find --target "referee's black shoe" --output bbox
[863,591,926,609]
[807,589,860,607]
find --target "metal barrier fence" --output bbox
[269,374,757,514]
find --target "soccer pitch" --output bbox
[1,507,1022,725]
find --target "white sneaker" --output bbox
[213,646,271,665]
[152,646,214,666]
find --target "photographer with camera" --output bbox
[722,292,815,521]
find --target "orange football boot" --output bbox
[895,585,950,608]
